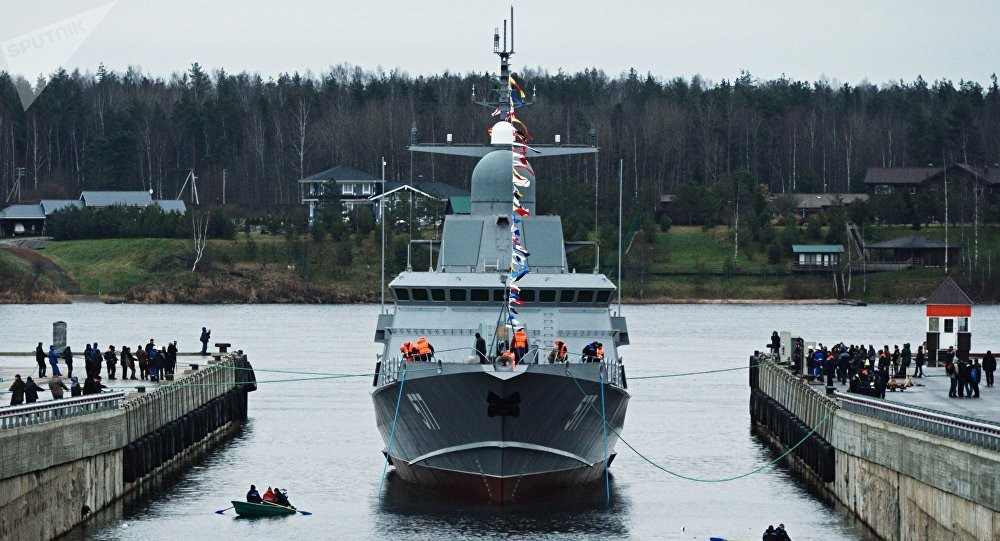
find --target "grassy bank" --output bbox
[2,223,995,303]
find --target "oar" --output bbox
[214,505,234,514]
[296,509,312,516]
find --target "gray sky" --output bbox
[2,0,999,86]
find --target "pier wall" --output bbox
[0,356,253,541]
[750,357,1000,540]
[833,409,1000,540]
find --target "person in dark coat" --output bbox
[167,341,178,376]
[774,524,791,541]
[104,346,118,380]
[246,484,262,503]
[35,342,47,378]
[62,345,74,378]
[82,376,107,395]
[762,525,777,540]
[70,376,82,397]
[24,377,45,403]
[8,375,25,405]
[199,327,211,355]
[913,346,926,378]
[136,345,149,380]
[474,333,487,364]
[957,360,970,398]
[983,351,996,387]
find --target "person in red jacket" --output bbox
[262,487,276,502]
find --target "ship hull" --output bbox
[372,362,628,503]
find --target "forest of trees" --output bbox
[3,63,1000,230]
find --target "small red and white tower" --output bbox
[925,277,973,364]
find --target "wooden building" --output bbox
[791,244,843,270]
[867,235,961,267]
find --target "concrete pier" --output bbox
[0,349,255,541]
[750,355,1000,540]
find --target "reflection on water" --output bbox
[377,472,630,539]
[0,303,941,540]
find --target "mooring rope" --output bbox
[377,363,407,505]
[566,366,835,483]
[599,368,610,507]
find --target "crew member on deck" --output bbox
[548,339,568,363]
[400,341,414,361]
[512,327,528,361]
[417,337,434,362]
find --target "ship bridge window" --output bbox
[560,289,576,303]
[450,288,467,301]
[395,288,410,301]
[471,288,489,302]
[430,288,446,302]
[596,290,612,304]
[577,290,595,303]
[539,289,556,303]
[520,289,535,302]
[493,289,505,302]
[412,288,429,301]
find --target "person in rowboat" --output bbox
[262,487,276,502]
[273,488,293,508]
[246,484,263,504]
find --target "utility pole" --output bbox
[380,156,387,313]
[617,158,623,314]
[6,167,24,202]
[943,154,949,274]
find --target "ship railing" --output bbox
[836,392,1000,451]
[0,392,127,430]
[379,356,403,386]
[603,357,625,388]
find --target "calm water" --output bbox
[5,302,983,540]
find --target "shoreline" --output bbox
[0,296,899,306]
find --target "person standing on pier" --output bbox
[167,341,178,376]
[913,346,925,378]
[900,344,911,377]
[48,374,69,399]
[137,345,149,380]
[957,360,970,398]
[947,358,959,397]
[200,327,211,355]
[23,377,45,403]
[47,345,62,377]
[983,351,996,387]
[8,375,25,405]
[969,360,981,398]
[62,345,74,378]
[104,346,118,380]
[35,342,47,378]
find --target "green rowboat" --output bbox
[230,501,296,517]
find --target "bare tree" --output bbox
[191,211,209,272]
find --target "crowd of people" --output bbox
[770,331,996,400]
[7,329,211,406]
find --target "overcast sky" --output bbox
[2,0,999,86]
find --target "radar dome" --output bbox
[471,150,535,215]
[489,121,516,145]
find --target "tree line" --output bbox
[2,63,1000,231]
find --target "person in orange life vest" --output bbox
[417,337,433,362]
[400,341,414,361]
[262,486,276,502]
[499,348,516,367]
[548,339,568,363]
[596,343,605,361]
[512,327,528,361]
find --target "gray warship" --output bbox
[371,12,630,503]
